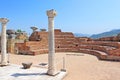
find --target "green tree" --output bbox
[16,29,22,33]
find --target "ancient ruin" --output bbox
[31,26,38,33]
[14,28,120,61]
[0,10,67,79]
[0,11,120,80]
[47,9,57,75]
[0,14,120,66]
[0,18,9,66]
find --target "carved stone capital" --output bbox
[47,9,57,18]
[0,18,9,24]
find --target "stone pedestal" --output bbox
[0,18,9,66]
[46,9,57,75]
[7,39,15,54]
[7,29,16,55]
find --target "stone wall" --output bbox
[15,29,120,61]
[96,34,120,42]
[16,32,28,40]
[16,29,79,55]
[7,39,15,54]
[55,30,79,52]
[78,41,120,61]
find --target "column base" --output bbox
[61,69,67,72]
[0,62,9,67]
[47,69,59,76]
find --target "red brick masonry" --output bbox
[16,29,120,61]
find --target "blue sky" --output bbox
[0,0,120,34]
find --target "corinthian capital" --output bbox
[0,18,9,24]
[47,9,57,18]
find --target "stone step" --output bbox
[30,48,78,55]
[55,36,74,38]
[28,45,48,50]
[79,49,120,61]
[31,49,49,55]
[79,45,116,53]
[79,49,108,60]
[56,48,78,52]
[80,41,120,48]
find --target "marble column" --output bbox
[0,18,9,66]
[46,9,57,75]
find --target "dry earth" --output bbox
[0,52,120,80]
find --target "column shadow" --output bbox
[11,72,47,77]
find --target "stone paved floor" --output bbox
[0,64,66,80]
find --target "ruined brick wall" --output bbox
[15,29,120,61]
[55,30,79,52]
[96,35,120,42]
[78,40,120,57]
[76,37,93,42]
[16,33,28,40]
[16,29,79,55]
[109,49,120,56]
[16,31,49,55]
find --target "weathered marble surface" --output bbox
[0,64,67,80]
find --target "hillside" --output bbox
[90,29,120,39]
